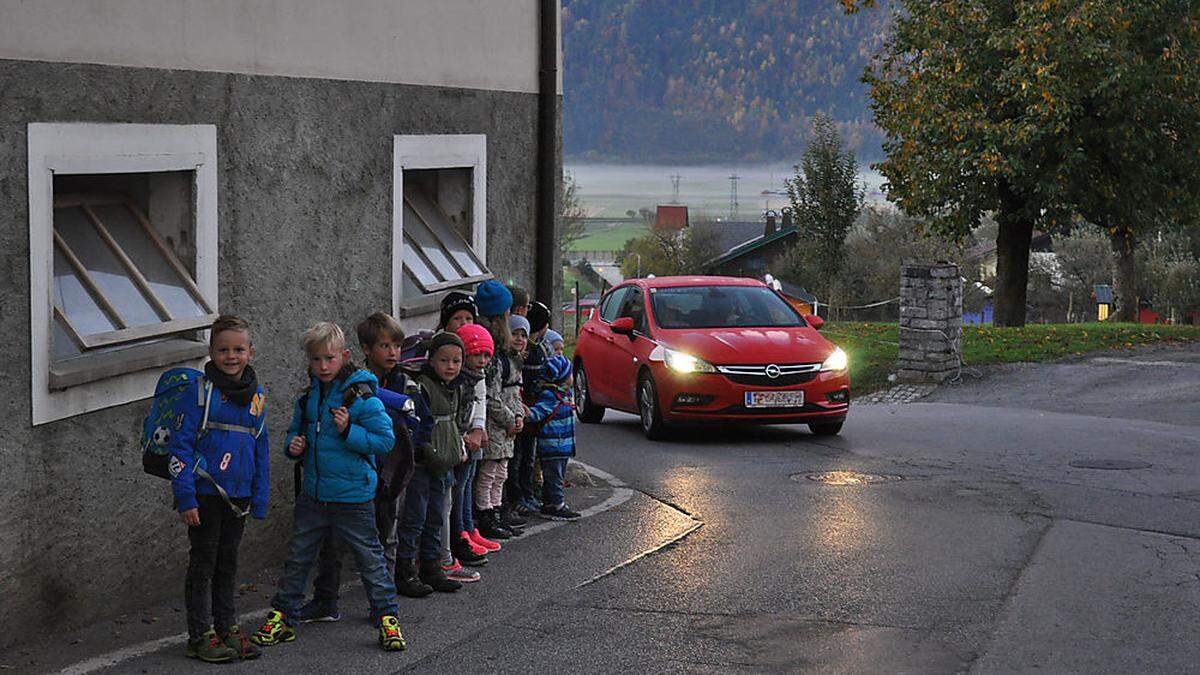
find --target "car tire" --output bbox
[574,360,605,423]
[808,421,844,436]
[637,372,669,441]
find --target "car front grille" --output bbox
[716,363,821,387]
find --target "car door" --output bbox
[609,286,653,411]
[578,285,629,407]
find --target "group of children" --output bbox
[167,281,578,662]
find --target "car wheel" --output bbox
[808,421,844,436]
[574,360,605,423]
[637,373,669,441]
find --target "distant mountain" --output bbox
[562,0,893,164]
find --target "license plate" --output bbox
[745,390,805,408]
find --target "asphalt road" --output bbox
[40,343,1200,673]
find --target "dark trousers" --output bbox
[397,465,450,562]
[311,488,404,608]
[270,494,399,621]
[450,459,478,535]
[503,430,537,507]
[185,495,249,639]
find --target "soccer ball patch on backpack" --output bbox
[141,367,209,480]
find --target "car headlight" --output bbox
[821,347,848,372]
[663,348,716,374]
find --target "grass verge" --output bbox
[821,322,1200,395]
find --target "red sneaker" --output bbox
[470,528,501,552]
[459,531,490,556]
[441,558,462,573]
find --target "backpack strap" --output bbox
[194,379,249,518]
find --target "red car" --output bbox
[573,276,850,439]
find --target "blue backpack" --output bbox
[141,366,249,517]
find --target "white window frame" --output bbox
[392,134,487,316]
[28,123,219,425]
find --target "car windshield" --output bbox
[649,285,804,329]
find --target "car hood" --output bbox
[655,326,833,365]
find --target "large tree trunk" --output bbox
[993,214,1034,327]
[1109,228,1139,322]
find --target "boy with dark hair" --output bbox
[298,312,429,623]
[250,322,405,652]
[507,284,530,317]
[171,316,269,663]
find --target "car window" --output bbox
[599,286,629,323]
[649,285,803,328]
[617,288,649,334]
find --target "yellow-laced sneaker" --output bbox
[378,615,407,652]
[249,610,296,646]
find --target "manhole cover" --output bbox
[794,471,903,485]
[1069,459,1152,470]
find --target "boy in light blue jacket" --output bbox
[169,316,269,663]
[250,322,407,652]
[525,355,581,521]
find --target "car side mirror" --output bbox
[612,317,635,336]
[806,315,825,330]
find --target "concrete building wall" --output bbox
[0,0,562,94]
[0,56,551,645]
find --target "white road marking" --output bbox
[56,460,635,675]
[1089,357,1197,368]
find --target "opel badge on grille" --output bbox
[765,364,781,379]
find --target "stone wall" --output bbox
[897,264,962,383]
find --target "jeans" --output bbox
[450,459,478,534]
[270,494,398,621]
[503,430,537,507]
[397,466,449,562]
[540,458,568,508]
[185,495,249,639]
[311,488,403,609]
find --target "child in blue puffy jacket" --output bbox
[250,322,407,653]
[525,355,581,521]
[168,315,269,663]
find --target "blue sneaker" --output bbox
[296,599,340,623]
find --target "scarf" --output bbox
[204,361,259,407]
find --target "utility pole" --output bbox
[669,173,682,204]
[728,173,741,220]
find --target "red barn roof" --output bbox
[654,205,689,230]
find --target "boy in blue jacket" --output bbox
[170,315,269,663]
[299,312,430,622]
[525,355,581,521]
[250,322,406,652]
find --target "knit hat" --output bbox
[474,280,513,318]
[508,314,531,335]
[544,329,564,346]
[439,291,477,329]
[527,301,551,334]
[456,323,494,357]
[427,331,465,359]
[543,354,572,383]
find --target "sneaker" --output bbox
[462,530,490,556]
[500,507,527,528]
[419,559,462,592]
[452,532,490,567]
[249,610,296,646]
[469,528,501,552]
[186,629,237,663]
[539,504,582,521]
[378,615,407,652]
[296,599,341,623]
[445,562,481,583]
[219,625,261,660]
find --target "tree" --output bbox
[617,223,722,279]
[1053,227,1113,321]
[559,171,588,259]
[852,0,1200,326]
[781,113,865,303]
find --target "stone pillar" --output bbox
[897,263,962,383]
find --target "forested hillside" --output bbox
[562,0,893,163]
